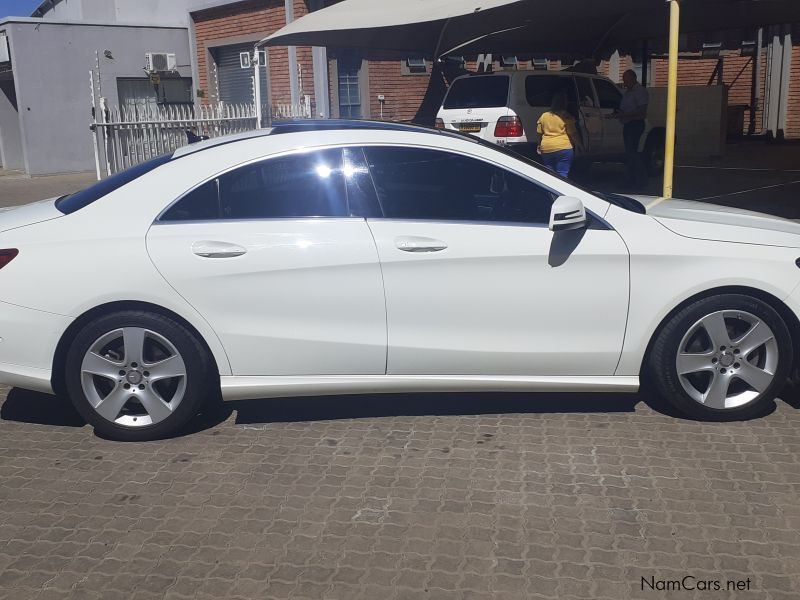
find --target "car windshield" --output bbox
[443,76,510,109]
[55,154,173,215]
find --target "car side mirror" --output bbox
[549,196,587,232]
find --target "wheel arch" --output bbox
[639,285,800,378]
[51,300,223,397]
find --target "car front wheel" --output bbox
[65,310,211,441]
[649,294,793,421]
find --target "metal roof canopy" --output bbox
[260,0,800,57]
[259,0,800,198]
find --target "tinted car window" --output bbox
[161,149,347,221]
[575,77,597,108]
[443,76,510,109]
[364,147,555,225]
[160,180,219,222]
[56,154,172,215]
[593,78,623,110]
[525,75,577,106]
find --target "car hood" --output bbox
[0,198,64,234]
[633,195,800,249]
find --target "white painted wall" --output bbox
[6,20,192,174]
[34,0,213,26]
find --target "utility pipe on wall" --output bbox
[662,0,680,199]
[750,27,763,135]
[254,48,263,129]
[286,0,300,106]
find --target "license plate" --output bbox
[456,122,482,133]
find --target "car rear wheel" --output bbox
[649,294,792,421]
[643,132,665,176]
[65,310,211,441]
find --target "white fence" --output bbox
[91,95,313,177]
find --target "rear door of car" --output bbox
[574,75,603,154]
[520,74,584,151]
[592,77,626,154]
[146,147,387,377]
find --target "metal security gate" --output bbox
[214,43,269,105]
[92,101,257,177]
[90,76,312,178]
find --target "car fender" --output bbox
[0,217,233,376]
[607,206,800,376]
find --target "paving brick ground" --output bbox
[1,384,800,600]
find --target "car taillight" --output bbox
[494,116,523,138]
[435,118,445,129]
[0,249,18,270]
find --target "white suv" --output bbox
[436,71,665,173]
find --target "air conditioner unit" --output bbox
[701,42,722,59]
[145,52,177,72]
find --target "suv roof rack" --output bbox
[172,118,475,159]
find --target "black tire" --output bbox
[65,310,212,441]
[643,131,665,177]
[649,294,793,421]
[569,157,592,182]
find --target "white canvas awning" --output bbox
[260,0,800,57]
[259,0,522,57]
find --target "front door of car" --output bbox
[146,148,387,376]
[593,78,626,155]
[359,146,630,376]
[575,75,603,154]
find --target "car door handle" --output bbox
[395,236,448,253]
[191,241,247,258]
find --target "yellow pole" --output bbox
[662,0,680,198]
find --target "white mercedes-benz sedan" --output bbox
[1,120,799,440]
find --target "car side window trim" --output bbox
[364,213,610,231]
[154,142,615,230]
[151,216,366,226]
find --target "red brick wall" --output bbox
[192,3,799,137]
[192,0,315,108]
[364,52,431,121]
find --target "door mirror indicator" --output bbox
[549,196,587,232]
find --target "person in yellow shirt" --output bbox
[536,92,582,178]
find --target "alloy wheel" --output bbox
[80,327,187,427]
[675,310,779,409]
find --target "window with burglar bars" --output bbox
[337,52,362,118]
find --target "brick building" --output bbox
[191,0,562,124]
[191,0,800,138]
[190,0,444,122]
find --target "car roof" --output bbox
[172,119,474,159]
